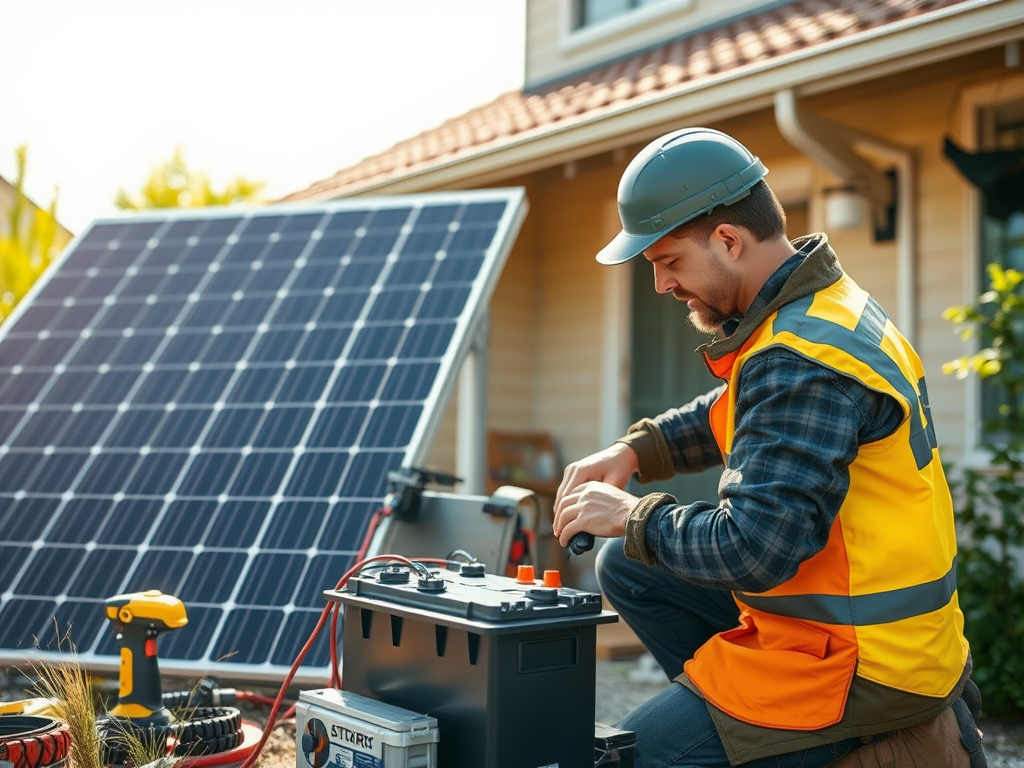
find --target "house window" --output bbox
[977,100,1024,431]
[573,0,671,30]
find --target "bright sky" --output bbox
[0,1,526,233]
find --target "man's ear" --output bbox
[713,223,744,262]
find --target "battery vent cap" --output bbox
[378,566,411,584]
[460,562,486,577]
[515,565,536,584]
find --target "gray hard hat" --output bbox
[596,127,768,265]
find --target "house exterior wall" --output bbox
[532,160,623,462]
[526,0,771,88]
[424,47,1010,487]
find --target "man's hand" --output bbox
[552,443,640,547]
[555,442,639,509]
[553,481,638,547]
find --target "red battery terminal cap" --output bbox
[542,570,562,588]
[515,565,536,584]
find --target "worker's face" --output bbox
[642,230,739,333]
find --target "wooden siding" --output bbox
[526,0,768,89]
[533,161,626,462]
[525,0,562,88]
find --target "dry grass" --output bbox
[28,629,103,768]
[100,714,178,768]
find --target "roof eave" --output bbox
[328,0,1024,198]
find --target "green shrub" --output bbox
[943,263,1024,719]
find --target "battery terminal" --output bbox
[417,576,446,593]
[514,565,536,584]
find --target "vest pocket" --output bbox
[683,610,859,730]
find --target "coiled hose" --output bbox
[0,715,72,768]
[97,683,246,766]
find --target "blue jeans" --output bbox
[596,537,863,768]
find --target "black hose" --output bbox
[98,707,242,765]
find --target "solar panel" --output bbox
[0,188,527,682]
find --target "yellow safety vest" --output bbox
[683,272,969,730]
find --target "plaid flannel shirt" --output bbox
[635,255,905,593]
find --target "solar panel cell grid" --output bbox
[0,189,525,680]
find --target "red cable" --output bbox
[355,506,390,568]
[272,703,296,730]
[234,553,446,768]
[329,604,342,690]
[235,692,279,708]
[330,505,390,689]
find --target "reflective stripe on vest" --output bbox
[737,559,957,626]
[773,293,938,469]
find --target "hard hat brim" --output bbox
[595,228,664,266]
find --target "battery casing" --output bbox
[326,565,617,768]
[295,688,439,768]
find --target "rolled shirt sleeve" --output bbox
[622,349,904,592]
[617,385,726,482]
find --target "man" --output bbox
[552,128,984,768]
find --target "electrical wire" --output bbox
[354,505,391,565]
[234,692,279,709]
[234,553,447,768]
[272,703,296,730]
[175,500,449,767]
[325,503,391,687]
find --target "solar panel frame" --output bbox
[0,188,527,683]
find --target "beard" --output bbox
[684,299,732,334]
[671,246,737,334]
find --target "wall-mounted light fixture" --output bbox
[823,186,867,230]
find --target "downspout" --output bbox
[773,90,917,345]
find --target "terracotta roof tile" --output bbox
[284,0,970,201]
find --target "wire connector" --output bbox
[383,467,461,522]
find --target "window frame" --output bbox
[560,0,692,55]
[955,72,1024,467]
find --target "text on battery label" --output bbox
[330,724,374,751]
[332,746,381,768]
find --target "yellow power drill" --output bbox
[104,590,188,725]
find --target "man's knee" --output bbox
[597,537,645,614]
[595,536,627,593]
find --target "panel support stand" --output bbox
[457,313,489,495]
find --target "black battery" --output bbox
[325,562,618,768]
